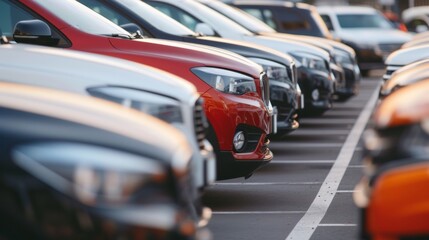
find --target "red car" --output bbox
[4,0,273,180]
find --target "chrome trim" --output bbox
[383,65,402,81]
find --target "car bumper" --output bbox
[298,68,334,111]
[216,137,273,180]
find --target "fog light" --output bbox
[312,89,320,101]
[233,131,245,151]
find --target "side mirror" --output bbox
[416,25,428,33]
[13,19,59,46]
[195,23,215,36]
[120,23,144,38]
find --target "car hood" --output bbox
[385,45,429,66]
[199,36,294,66]
[260,32,334,55]
[110,38,263,77]
[338,29,412,45]
[0,82,192,165]
[0,44,198,104]
[243,35,330,61]
[382,63,429,94]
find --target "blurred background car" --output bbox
[0,82,203,240]
[379,59,429,98]
[200,0,360,99]
[145,0,335,116]
[402,6,429,33]
[354,79,429,240]
[75,0,301,137]
[224,0,333,39]
[3,0,273,181]
[383,45,429,81]
[318,5,412,76]
[0,40,217,222]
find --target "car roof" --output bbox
[229,0,314,10]
[317,5,378,15]
[402,6,429,21]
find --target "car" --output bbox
[379,59,429,98]
[200,0,360,98]
[382,45,429,81]
[401,31,429,48]
[2,0,273,181]
[0,38,218,221]
[0,82,203,240]
[402,6,429,33]
[75,0,301,136]
[354,79,429,240]
[145,0,335,115]
[318,6,412,76]
[225,0,333,39]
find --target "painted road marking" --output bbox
[285,87,379,240]
[270,143,343,148]
[271,160,335,164]
[213,211,306,215]
[214,182,321,186]
[318,224,357,227]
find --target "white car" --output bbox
[318,6,412,75]
[402,6,429,33]
[383,45,429,81]
[0,42,216,201]
[145,0,336,114]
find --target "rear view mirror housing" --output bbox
[13,19,59,46]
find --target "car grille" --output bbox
[378,43,403,55]
[193,98,208,150]
[383,65,402,81]
[260,72,270,108]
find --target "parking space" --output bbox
[204,76,382,240]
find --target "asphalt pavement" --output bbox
[203,74,382,240]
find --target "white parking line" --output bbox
[290,129,349,135]
[270,143,343,148]
[286,88,379,240]
[214,182,321,186]
[336,190,360,193]
[348,165,364,168]
[271,160,335,164]
[213,211,306,215]
[318,224,357,227]
[300,119,355,124]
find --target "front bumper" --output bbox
[297,67,334,112]
[336,63,361,97]
[269,80,299,134]
[216,138,273,180]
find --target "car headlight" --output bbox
[247,58,291,83]
[290,52,329,74]
[191,67,256,95]
[13,143,167,206]
[334,49,354,66]
[87,87,183,123]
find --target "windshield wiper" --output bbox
[101,33,133,39]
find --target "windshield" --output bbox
[34,0,131,36]
[337,13,394,29]
[205,1,275,33]
[116,0,196,36]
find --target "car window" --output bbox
[77,0,131,26]
[147,1,202,31]
[241,7,277,30]
[274,8,311,31]
[320,14,334,30]
[0,0,70,47]
[337,13,393,29]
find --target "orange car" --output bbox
[354,79,429,240]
